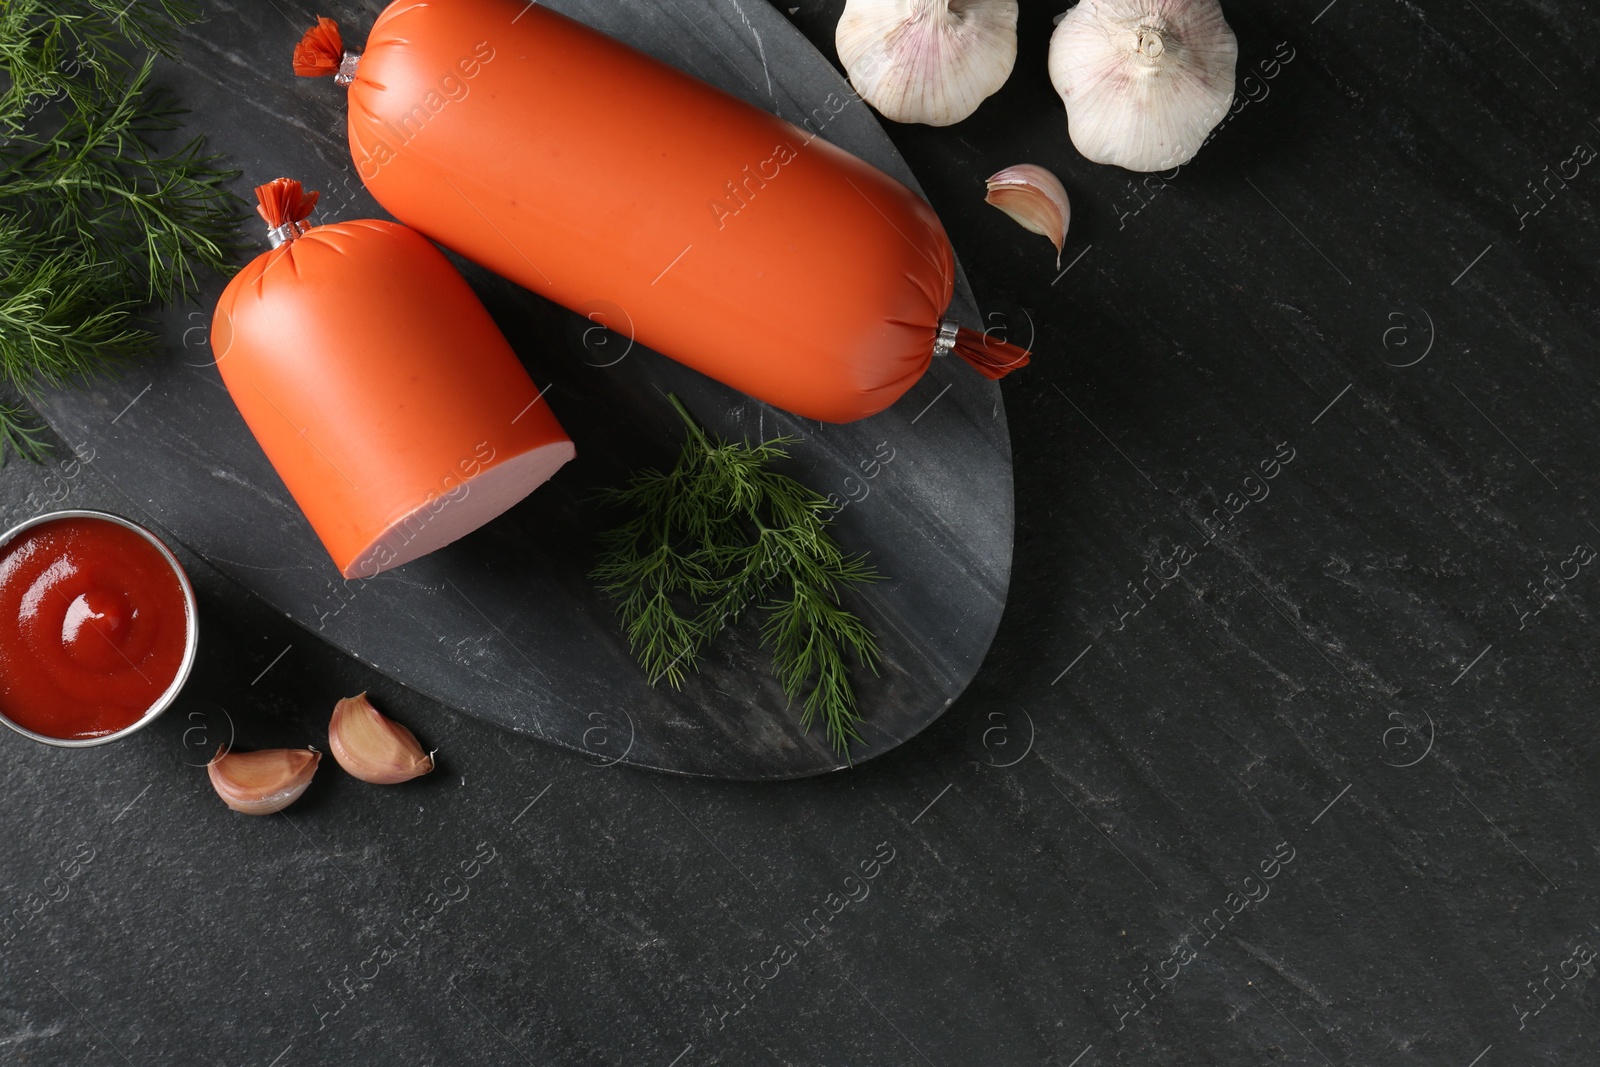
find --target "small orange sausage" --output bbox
[213,179,574,579]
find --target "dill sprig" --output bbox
[592,395,882,754]
[0,0,244,462]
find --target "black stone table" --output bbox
[2,1,1598,1064]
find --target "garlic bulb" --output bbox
[328,693,434,785]
[208,747,320,815]
[837,0,1019,127]
[985,165,1071,267]
[1049,0,1238,172]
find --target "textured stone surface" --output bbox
[2,0,1599,1065]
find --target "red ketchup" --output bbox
[0,516,190,740]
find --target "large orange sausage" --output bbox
[293,2,1027,424]
[213,179,574,580]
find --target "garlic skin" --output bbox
[208,747,320,815]
[837,0,1019,127]
[328,693,434,785]
[985,165,1071,268]
[1049,0,1238,172]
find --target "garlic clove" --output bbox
[208,746,320,815]
[837,0,1019,127]
[985,165,1071,268]
[328,693,434,785]
[1049,0,1238,172]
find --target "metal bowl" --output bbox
[0,509,199,747]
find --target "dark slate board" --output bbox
[32,0,1007,778]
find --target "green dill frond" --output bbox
[0,0,244,463]
[0,0,243,460]
[0,396,50,464]
[592,395,883,754]
[0,252,150,385]
[0,1,198,130]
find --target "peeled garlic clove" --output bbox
[208,746,320,815]
[328,693,434,785]
[985,165,1071,267]
[837,0,1019,127]
[1049,0,1238,172]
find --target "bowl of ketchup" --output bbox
[0,509,198,746]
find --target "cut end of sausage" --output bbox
[341,440,576,580]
